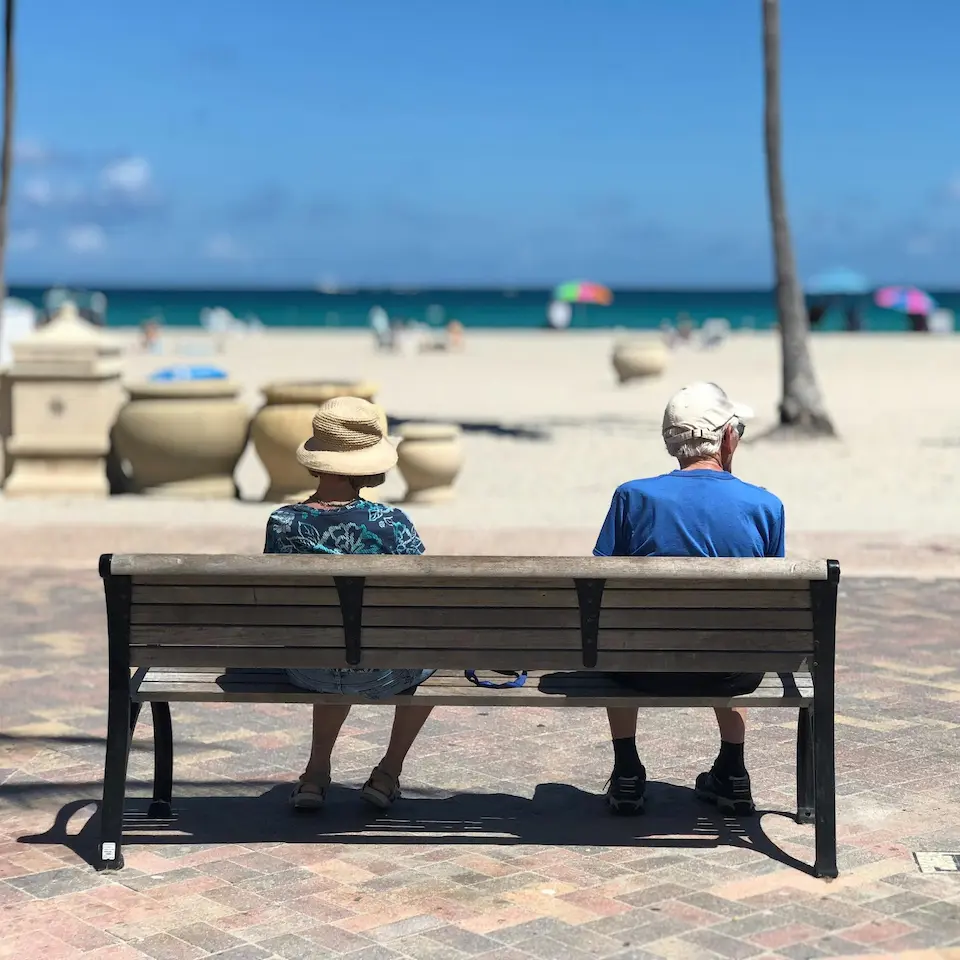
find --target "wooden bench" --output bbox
[98,553,840,878]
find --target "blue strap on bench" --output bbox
[464,670,527,689]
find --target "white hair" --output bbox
[664,431,723,461]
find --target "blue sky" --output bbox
[8,0,960,287]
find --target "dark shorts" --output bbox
[606,671,764,697]
[286,668,435,698]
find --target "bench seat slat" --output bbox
[133,668,812,690]
[129,604,813,631]
[130,647,810,671]
[132,667,814,707]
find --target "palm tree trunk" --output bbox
[762,0,834,435]
[0,0,15,338]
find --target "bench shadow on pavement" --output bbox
[18,780,814,875]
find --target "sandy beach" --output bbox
[2,328,959,576]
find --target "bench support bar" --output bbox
[795,706,814,825]
[574,578,605,668]
[147,702,174,818]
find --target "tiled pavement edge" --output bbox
[2,570,959,960]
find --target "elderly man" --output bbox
[594,382,785,816]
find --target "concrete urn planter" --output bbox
[396,422,463,503]
[612,339,668,384]
[112,380,249,498]
[250,380,380,503]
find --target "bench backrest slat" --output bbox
[132,584,811,610]
[131,605,811,631]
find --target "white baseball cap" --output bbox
[662,382,754,445]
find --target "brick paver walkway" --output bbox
[2,569,959,959]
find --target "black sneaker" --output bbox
[605,766,646,815]
[694,768,756,816]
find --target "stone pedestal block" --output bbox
[3,304,122,497]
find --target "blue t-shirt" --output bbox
[593,469,785,559]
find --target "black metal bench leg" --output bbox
[99,687,131,870]
[811,568,839,880]
[812,696,838,878]
[148,702,174,818]
[796,706,815,825]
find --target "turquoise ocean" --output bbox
[9,286,959,332]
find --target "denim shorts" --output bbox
[286,668,436,699]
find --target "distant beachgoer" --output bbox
[446,319,465,350]
[908,312,928,333]
[263,397,434,811]
[808,303,827,329]
[594,382,783,817]
[844,305,863,332]
[699,317,730,349]
[676,314,694,342]
[140,318,161,353]
[547,300,572,331]
[369,306,392,350]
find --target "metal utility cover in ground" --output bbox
[914,852,960,873]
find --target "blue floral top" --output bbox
[263,500,425,556]
[263,499,429,696]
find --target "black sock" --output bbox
[714,741,746,777]
[612,737,644,776]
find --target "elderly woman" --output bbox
[264,396,433,811]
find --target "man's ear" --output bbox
[721,424,737,457]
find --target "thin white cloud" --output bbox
[100,156,152,195]
[64,224,106,254]
[945,174,960,202]
[15,138,50,164]
[9,228,41,252]
[906,234,936,257]
[23,177,54,207]
[204,232,247,260]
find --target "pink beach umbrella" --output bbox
[874,286,937,316]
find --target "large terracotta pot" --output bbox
[396,422,463,503]
[612,339,668,384]
[250,380,380,503]
[112,380,249,498]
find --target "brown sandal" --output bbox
[290,776,330,810]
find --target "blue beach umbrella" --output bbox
[806,268,871,297]
[149,365,228,382]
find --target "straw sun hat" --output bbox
[296,396,397,477]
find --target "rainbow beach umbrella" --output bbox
[874,285,937,316]
[553,280,613,306]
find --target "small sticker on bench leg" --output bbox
[796,806,815,825]
[99,842,124,870]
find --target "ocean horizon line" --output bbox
[9,283,960,295]
[8,284,955,333]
